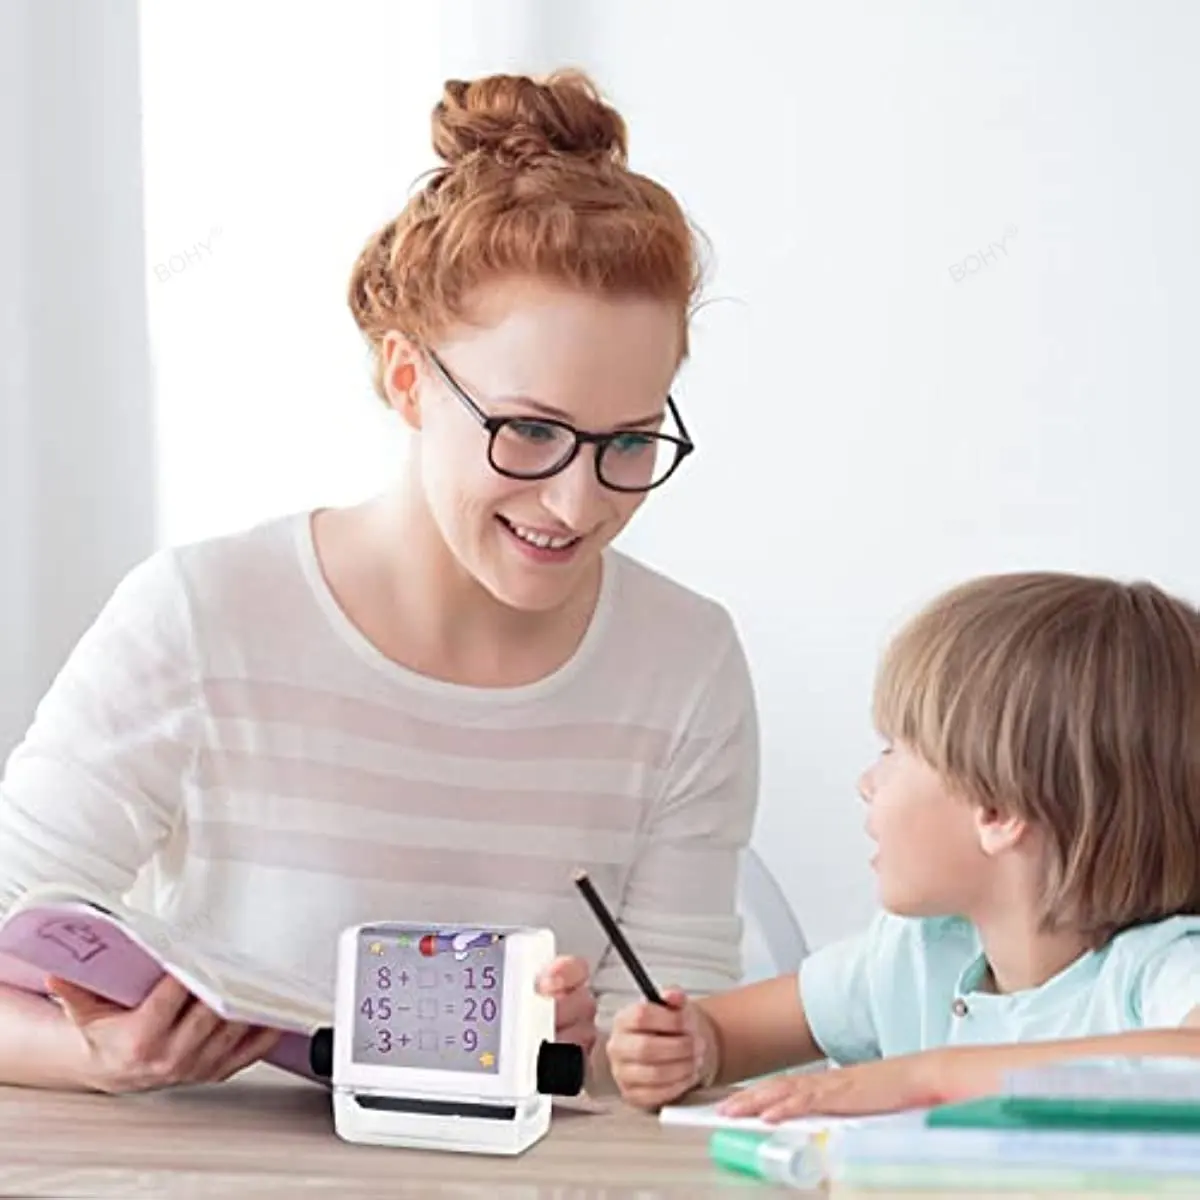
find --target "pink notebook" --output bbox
[0,884,329,1082]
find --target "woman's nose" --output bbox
[539,452,610,530]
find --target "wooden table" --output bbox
[0,1067,1140,1198]
[0,1066,796,1197]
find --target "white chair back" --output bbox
[737,845,808,983]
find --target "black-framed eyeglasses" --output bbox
[425,350,694,493]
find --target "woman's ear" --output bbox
[381,333,422,429]
[974,803,1027,857]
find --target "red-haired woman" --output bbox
[0,71,759,1095]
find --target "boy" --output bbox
[607,572,1200,1119]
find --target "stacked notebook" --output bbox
[826,1057,1200,1192]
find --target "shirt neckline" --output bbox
[956,941,1103,1010]
[290,509,619,705]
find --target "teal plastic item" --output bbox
[928,1094,1200,1133]
[708,1128,826,1189]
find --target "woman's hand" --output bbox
[606,988,719,1111]
[536,956,598,1057]
[716,1050,954,1122]
[48,973,282,1095]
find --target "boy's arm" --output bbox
[608,910,888,1107]
[723,930,1200,1120]
[699,913,892,1086]
[719,1008,1200,1120]
[933,1006,1200,1102]
[698,974,825,1085]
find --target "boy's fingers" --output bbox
[615,1001,689,1036]
[614,1059,698,1090]
[719,1081,789,1116]
[611,1031,697,1067]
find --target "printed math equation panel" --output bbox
[352,928,505,1075]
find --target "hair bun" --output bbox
[431,70,628,169]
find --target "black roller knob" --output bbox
[536,1040,585,1097]
[310,1026,334,1078]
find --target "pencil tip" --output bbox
[571,868,588,883]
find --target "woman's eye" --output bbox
[610,433,654,455]
[510,420,558,443]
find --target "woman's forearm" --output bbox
[0,985,94,1090]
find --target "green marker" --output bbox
[708,1128,826,1189]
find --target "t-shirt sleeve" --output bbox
[591,623,759,1026]
[798,911,895,1064]
[0,550,198,916]
[1135,930,1200,1028]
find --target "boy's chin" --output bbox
[877,884,951,919]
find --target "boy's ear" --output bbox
[381,332,423,429]
[974,803,1027,857]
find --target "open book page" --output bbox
[0,882,329,1033]
[659,1096,866,1136]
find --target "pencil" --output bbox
[572,868,666,1006]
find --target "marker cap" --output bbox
[709,1128,771,1176]
[708,1127,826,1188]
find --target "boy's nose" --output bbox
[857,765,876,803]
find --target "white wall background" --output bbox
[140,0,602,547]
[139,1,1200,949]
[140,0,609,549]
[551,0,1200,946]
[1,0,155,760]
[139,1,450,546]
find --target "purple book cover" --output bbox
[0,903,323,1084]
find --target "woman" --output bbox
[0,70,759,1093]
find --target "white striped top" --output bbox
[0,513,759,1023]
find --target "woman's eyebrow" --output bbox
[495,394,665,428]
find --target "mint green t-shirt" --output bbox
[799,911,1200,1065]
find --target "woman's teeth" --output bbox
[506,521,578,550]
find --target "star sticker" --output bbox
[479,1052,495,1068]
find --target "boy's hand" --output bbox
[716,1050,952,1122]
[606,988,719,1110]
